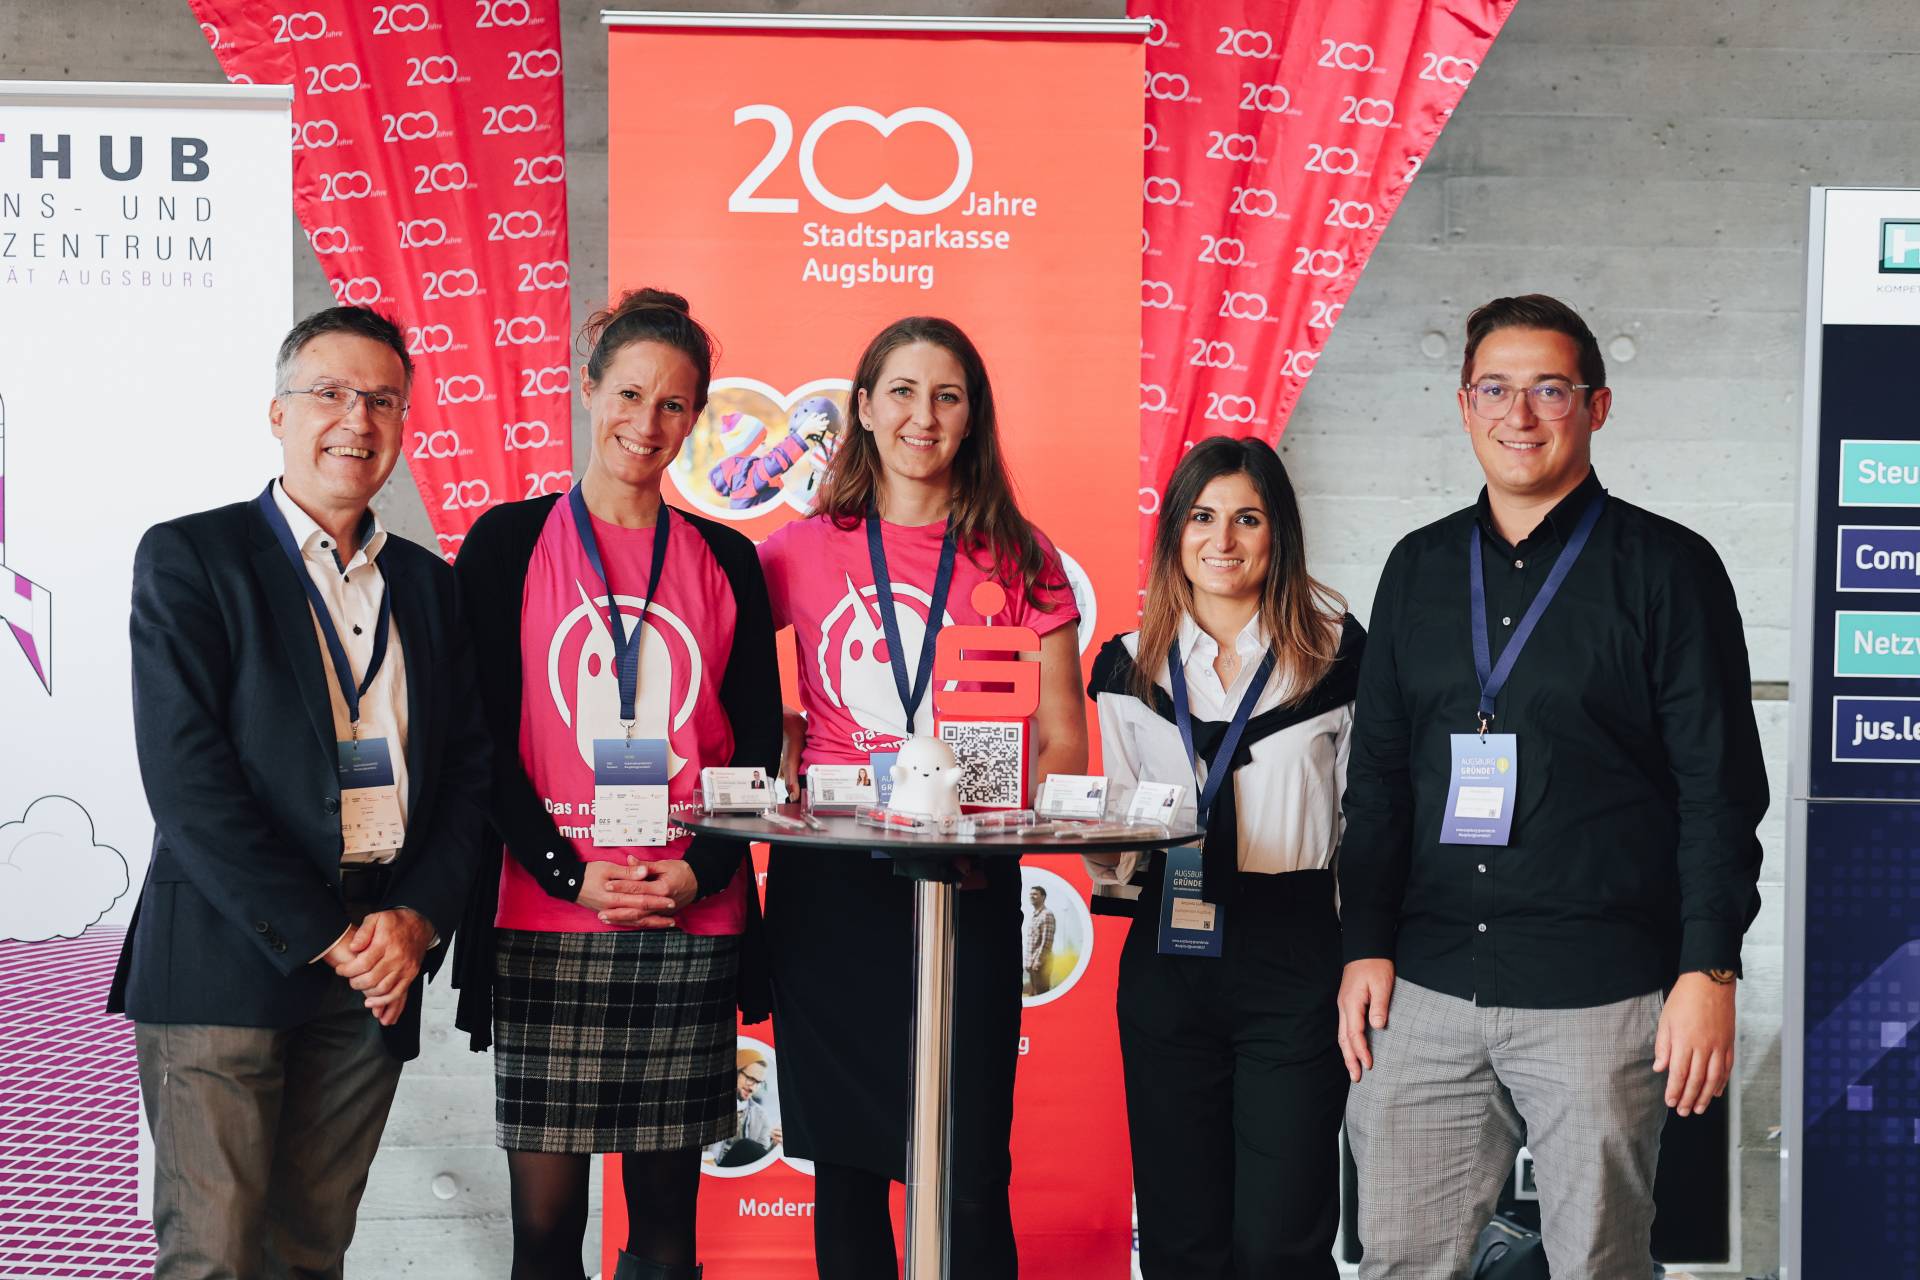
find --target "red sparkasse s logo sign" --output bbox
[190,0,575,557]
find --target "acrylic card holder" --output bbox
[700,766,775,813]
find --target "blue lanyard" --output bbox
[258,486,390,733]
[1168,639,1276,826]
[568,484,671,728]
[865,507,958,733]
[1468,494,1606,733]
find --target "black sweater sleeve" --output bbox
[679,513,783,898]
[453,496,592,903]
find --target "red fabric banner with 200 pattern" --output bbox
[1135,0,1514,551]
[189,0,575,559]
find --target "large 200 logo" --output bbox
[729,105,971,215]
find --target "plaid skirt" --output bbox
[492,928,739,1154]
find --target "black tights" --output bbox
[507,1147,702,1280]
[811,1160,1017,1280]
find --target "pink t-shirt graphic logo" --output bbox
[814,573,954,738]
[545,583,704,779]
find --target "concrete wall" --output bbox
[11,0,1918,1273]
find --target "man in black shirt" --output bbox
[1336,295,1765,1276]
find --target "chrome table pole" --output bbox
[903,875,957,1279]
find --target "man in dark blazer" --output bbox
[110,305,489,1279]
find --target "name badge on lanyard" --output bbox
[1440,493,1605,847]
[1157,844,1222,956]
[337,738,405,857]
[568,485,674,849]
[257,489,402,860]
[865,508,955,848]
[1156,640,1276,955]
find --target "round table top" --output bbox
[681,804,1201,856]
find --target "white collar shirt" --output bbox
[1086,613,1351,890]
[272,479,410,863]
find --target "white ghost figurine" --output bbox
[888,736,963,820]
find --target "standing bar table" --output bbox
[682,804,1201,1280]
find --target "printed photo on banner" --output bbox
[703,1036,787,1178]
[1056,547,1098,655]
[669,378,852,521]
[1018,865,1092,1007]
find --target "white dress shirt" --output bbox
[1085,613,1351,891]
[272,480,410,864]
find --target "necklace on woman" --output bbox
[1213,647,1241,686]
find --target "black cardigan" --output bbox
[449,494,780,1047]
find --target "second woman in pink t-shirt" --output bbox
[757,316,1088,1278]
[453,289,780,1280]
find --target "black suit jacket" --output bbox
[108,488,490,1060]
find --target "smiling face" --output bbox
[856,341,970,495]
[582,339,700,495]
[270,332,408,516]
[1180,471,1273,610]
[1458,326,1610,508]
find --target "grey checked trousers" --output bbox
[1344,978,1667,1280]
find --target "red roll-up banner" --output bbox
[606,14,1145,1277]
[1134,0,1513,551]
[190,0,575,559]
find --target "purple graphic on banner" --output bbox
[1838,525,1920,593]
[0,927,154,1276]
[0,392,54,691]
[1807,940,1920,1128]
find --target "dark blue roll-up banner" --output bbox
[1786,187,1920,1279]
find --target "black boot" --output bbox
[610,1251,700,1280]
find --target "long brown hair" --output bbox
[812,316,1061,607]
[1135,437,1345,703]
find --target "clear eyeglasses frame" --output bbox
[281,384,411,425]
[1462,379,1592,422]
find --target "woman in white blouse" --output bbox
[1085,436,1363,1278]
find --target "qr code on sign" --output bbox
[939,720,1026,809]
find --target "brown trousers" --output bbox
[135,976,403,1280]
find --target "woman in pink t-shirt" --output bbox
[452,290,781,1280]
[757,316,1088,1277]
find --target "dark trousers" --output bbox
[1117,868,1347,1279]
